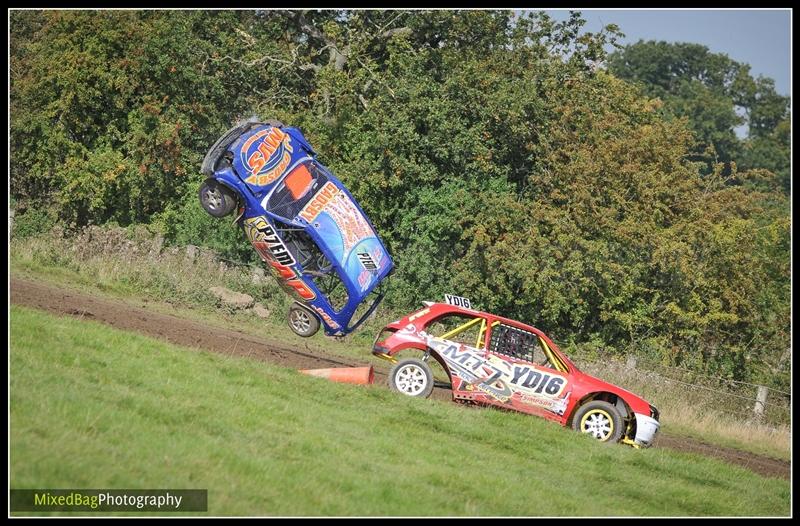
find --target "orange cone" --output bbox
[299,365,375,385]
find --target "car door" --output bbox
[485,320,573,421]
[423,312,501,401]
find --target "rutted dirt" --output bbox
[652,434,789,480]
[9,278,452,403]
[10,277,790,480]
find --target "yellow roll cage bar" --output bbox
[435,317,569,374]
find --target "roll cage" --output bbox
[428,313,572,374]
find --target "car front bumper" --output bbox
[633,413,660,447]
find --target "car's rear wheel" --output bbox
[389,358,434,398]
[572,400,624,443]
[199,179,238,218]
[287,303,320,338]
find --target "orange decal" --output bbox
[284,164,314,199]
[242,127,294,186]
[299,181,340,222]
[287,279,316,300]
[245,151,292,187]
[268,260,296,280]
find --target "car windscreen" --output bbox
[265,161,329,221]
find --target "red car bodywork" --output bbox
[373,302,660,447]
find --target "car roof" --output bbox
[416,302,578,371]
[420,302,540,332]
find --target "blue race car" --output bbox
[199,118,394,338]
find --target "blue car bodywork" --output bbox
[200,119,394,336]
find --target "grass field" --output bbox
[10,306,790,516]
[10,230,792,461]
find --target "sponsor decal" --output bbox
[267,260,316,301]
[398,324,430,340]
[508,363,567,396]
[357,252,378,271]
[427,336,569,412]
[241,127,294,186]
[244,216,315,301]
[243,216,295,266]
[408,307,431,322]
[299,181,376,254]
[399,323,417,334]
[357,269,373,291]
[299,181,340,222]
[370,246,386,270]
[432,339,511,402]
[518,392,570,415]
[312,305,341,330]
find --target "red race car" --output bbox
[372,298,661,448]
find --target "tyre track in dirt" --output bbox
[10,277,789,479]
[11,277,359,371]
[652,434,789,480]
[9,277,451,401]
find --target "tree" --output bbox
[607,40,790,191]
[10,10,790,389]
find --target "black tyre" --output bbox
[571,400,624,443]
[287,303,320,337]
[388,358,434,398]
[199,179,238,218]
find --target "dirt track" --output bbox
[10,277,790,480]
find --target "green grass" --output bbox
[9,229,791,460]
[9,231,391,366]
[11,252,791,460]
[10,258,792,461]
[10,306,790,516]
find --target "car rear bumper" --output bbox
[633,413,660,447]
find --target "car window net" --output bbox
[489,324,544,364]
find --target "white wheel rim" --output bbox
[290,309,311,334]
[395,364,428,396]
[203,187,223,211]
[582,412,612,440]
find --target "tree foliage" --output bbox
[607,40,791,192]
[10,10,790,389]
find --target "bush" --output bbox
[10,205,59,240]
[153,185,259,266]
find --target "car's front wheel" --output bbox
[199,179,238,218]
[388,358,434,398]
[571,400,624,443]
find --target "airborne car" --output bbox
[199,118,393,337]
[372,299,660,447]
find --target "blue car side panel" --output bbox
[209,122,393,336]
